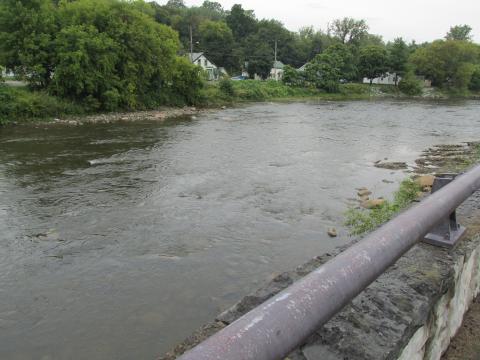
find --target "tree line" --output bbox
[1,0,479,112]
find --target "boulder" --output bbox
[361,199,386,209]
[358,189,372,197]
[416,175,435,188]
[327,228,337,237]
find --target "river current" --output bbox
[1,100,479,359]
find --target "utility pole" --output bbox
[189,25,193,61]
[274,39,278,81]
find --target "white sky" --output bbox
[156,0,480,43]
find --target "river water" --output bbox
[1,100,479,359]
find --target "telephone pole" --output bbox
[274,39,278,81]
[189,25,193,61]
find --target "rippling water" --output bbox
[1,100,480,359]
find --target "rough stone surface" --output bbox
[160,191,480,360]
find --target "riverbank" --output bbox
[2,81,478,126]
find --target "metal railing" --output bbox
[178,164,480,360]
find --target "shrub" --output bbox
[219,78,235,97]
[469,67,480,91]
[0,86,82,125]
[398,74,422,96]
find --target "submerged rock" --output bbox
[361,198,386,209]
[357,189,372,197]
[374,161,408,170]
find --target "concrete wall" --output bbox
[161,193,480,360]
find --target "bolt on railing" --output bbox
[178,164,480,360]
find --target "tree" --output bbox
[329,18,368,45]
[0,0,57,88]
[52,0,195,110]
[388,38,410,85]
[246,42,273,80]
[226,4,257,40]
[166,0,186,9]
[469,67,480,91]
[446,25,473,41]
[305,53,342,92]
[199,21,235,70]
[358,45,388,84]
[282,65,304,87]
[410,40,480,89]
[323,43,357,81]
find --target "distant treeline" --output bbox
[0,0,479,114]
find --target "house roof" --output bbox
[189,52,204,62]
[273,60,285,69]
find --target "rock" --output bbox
[221,106,227,110]
[358,189,372,197]
[375,161,408,170]
[327,228,337,237]
[382,179,394,184]
[359,195,370,202]
[361,198,386,209]
[416,175,435,188]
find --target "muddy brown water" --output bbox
[1,100,480,359]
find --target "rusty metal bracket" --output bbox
[423,174,466,248]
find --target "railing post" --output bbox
[423,174,466,248]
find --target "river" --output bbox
[1,100,479,359]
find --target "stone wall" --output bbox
[161,193,480,360]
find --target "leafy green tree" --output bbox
[398,72,422,95]
[226,4,257,40]
[282,65,304,87]
[410,40,480,90]
[388,38,410,85]
[329,18,368,45]
[358,45,389,84]
[0,0,57,88]
[246,42,273,80]
[469,67,480,91]
[323,43,357,81]
[166,0,186,9]
[305,53,341,92]
[52,0,192,109]
[446,25,473,41]
[199,21,235,70]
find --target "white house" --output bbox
[270,61,285,81]
[242,60,286,80]
[363,72,400,85]
[189,52,223,81]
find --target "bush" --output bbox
[0,86,82,125]
[345,179,422,235]
[398,74,422,96]
[219,78,235,97]
[469,67,480,91]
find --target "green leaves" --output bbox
[410,40,480,90]
[358,46,388,83]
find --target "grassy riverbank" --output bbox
[1,81,479,126]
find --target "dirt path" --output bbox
[442,296,480,360]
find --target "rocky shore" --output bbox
[47,106,209,126]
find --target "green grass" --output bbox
[345,179,422,235]
[198,80,380,107]
[0,85,84,125]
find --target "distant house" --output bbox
[242,60,286,81]
[298,63,308,72]
[363,72,400,85]
[188,52,224,81]
[270,61,285,81]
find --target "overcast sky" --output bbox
[156,0,479,43]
